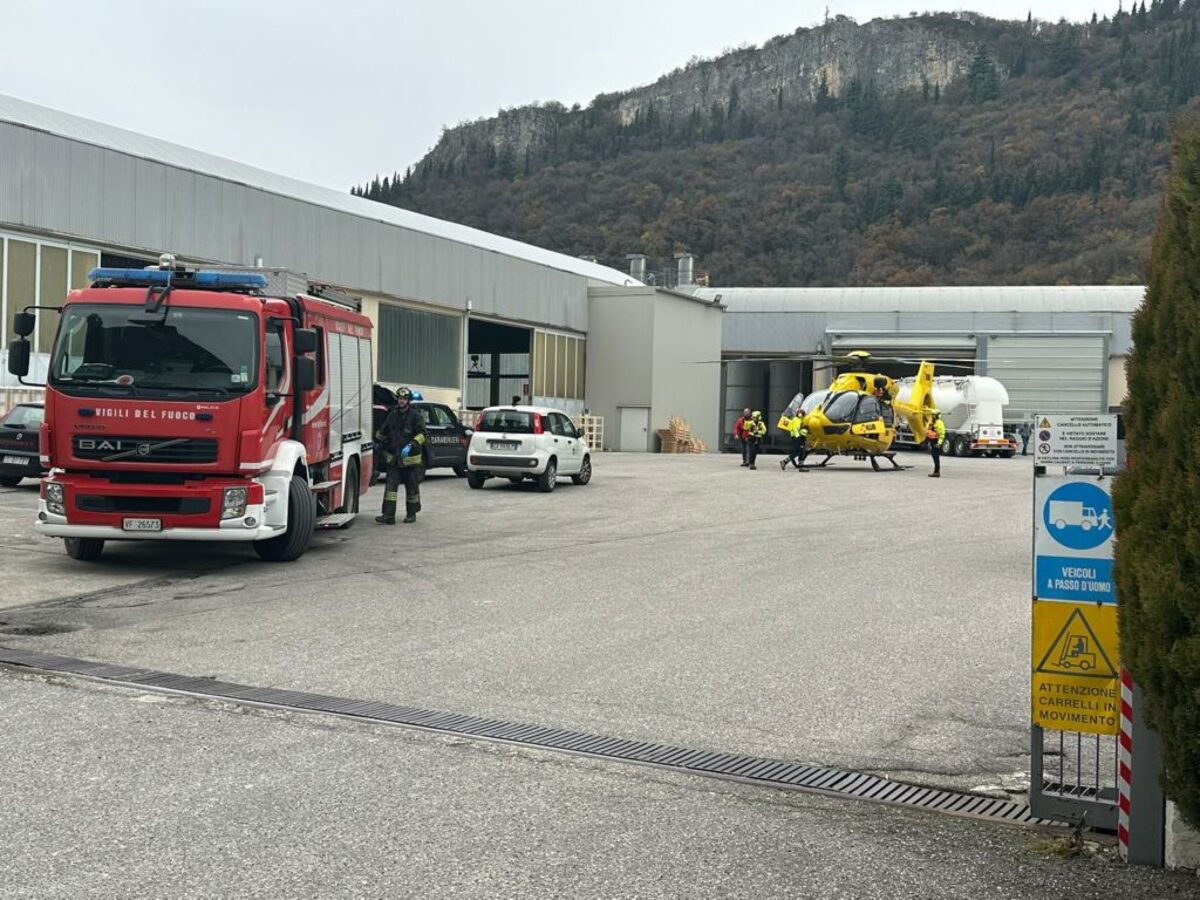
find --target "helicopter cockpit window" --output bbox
[880,402,895,426]
[853,395,883,423]
[801,390,828,415]
[822,391,860,423]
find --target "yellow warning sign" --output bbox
[1040,417,1052,428]
[1031,601,1120,735]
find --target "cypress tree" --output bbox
[1113,121,1200,828]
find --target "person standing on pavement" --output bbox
[780,415,808,471]
[734,407,751,466]
[375,387,427,524]
[926,408,946,478]
[746,410,767,470]
[1018,421,1032,456]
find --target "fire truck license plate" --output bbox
[122,518,162,532]
[2,455,28,466]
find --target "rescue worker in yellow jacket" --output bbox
[375,387,427,524]
[780,416,809,471]
[927,408,947,478]
[745,410,767,470]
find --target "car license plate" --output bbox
[490,441,519,451]
[2,455,27,466]
[122,518,162,532]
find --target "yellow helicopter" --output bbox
[777,351,940,470]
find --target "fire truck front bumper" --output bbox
[35,502,282,541]
[33,474,286,542]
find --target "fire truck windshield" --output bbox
[49,304,259,398]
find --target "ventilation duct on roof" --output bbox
[675,253,694,287]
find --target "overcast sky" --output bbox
[2,0,1110,191]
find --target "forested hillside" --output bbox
[356,6,1200,287]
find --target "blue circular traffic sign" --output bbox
[1043,482,1113,551]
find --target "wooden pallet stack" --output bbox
[656,416,708,454]
[578,415,604,452]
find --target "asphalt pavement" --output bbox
[3,672,1197,899]
[1,451,1196,896]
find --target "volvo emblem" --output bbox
[137,442,152,457]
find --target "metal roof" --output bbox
[691,285,1145,313]
[0,93,638,289]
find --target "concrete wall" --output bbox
[585,289,654,451]
[587,287,723,451]
[651,290,723,450]
[1166,802,1200,874]
[1109,355,1129,409]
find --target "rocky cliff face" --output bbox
[617,17,978,124]
[421,15,983,171]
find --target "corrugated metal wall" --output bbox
[985,335,1107,420]
[0,122,589,332]
[377,303,461,388]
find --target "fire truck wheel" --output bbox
[64,537,105,561]
[253,476,316,562]
[338,460,360,520]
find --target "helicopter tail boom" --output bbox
[894,361,937,437]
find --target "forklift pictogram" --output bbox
[1056,633,1096,671]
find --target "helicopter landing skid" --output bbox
[799,454,836,469]
[868,453,909,472]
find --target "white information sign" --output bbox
[1033,414,1117,468]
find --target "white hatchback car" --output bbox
[466,406,592,492]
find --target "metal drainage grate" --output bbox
[0,645,1049,828]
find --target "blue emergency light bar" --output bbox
[88,268,268,289]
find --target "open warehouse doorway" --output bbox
[466,318,532,410]
[721,359,814,452]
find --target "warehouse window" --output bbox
[0,233,102,366]
[70,250,99,291]
[6,240,36,351]
[37,246,68,354]
[377,303,460,388]
[531,330,585,400]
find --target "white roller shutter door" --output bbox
[985,335,1106,421]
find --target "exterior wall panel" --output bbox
[34,132,71,233]
[100,151,138,247]
[0,121,597,334]
[985,335,1107,420]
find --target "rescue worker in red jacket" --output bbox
[733,407,751,466]
[375,387,427,524]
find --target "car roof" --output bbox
[480,405,566,415]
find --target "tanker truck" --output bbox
[893,375,1017,458]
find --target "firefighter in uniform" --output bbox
[375,387,427,524]
[927,408,946,478]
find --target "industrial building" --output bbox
[689,286,1141,448]
[0,92,1142,456]
[0,93,723,452]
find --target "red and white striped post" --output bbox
[1118,667,1134,861]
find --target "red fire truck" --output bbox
[6,257,373,562]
